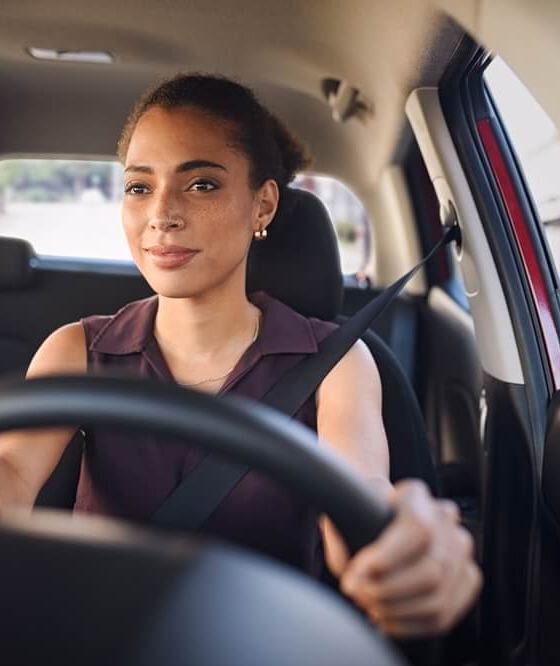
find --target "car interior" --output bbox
[1,1,560,665]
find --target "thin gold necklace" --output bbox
[179,313,261,388]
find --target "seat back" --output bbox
[0,237,36,376]
[248,187,437,493]
[0,236,153,378]
[358,328,437,493]
[342,285,420,387]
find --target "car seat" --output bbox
[247,186,438,494]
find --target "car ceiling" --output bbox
[0,0,463,198]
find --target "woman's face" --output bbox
[122,105,278,299]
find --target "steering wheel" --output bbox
[0,375,406,666]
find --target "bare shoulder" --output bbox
[315,336,389,484]
[26,322,87,378]
[341,338,379,372]
[318,338,382,404]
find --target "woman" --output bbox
[0,73,480,637]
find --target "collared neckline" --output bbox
[89,291,319,358]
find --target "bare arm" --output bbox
[316,339,391,576]
[316,341,481,636]
[0,322,86,511]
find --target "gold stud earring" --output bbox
[254,228,268,241]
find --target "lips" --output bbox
[145,244,200,269]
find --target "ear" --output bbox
[253,179,279,232]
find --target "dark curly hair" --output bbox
[117,73,312,189]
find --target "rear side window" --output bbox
[293,174,370,275]
[0,159,130,261]
[484,57,560,272]
[0,160,370,273]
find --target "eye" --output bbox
[188,179,218,192]
[124,182,150,195]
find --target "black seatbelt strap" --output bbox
[151,225,459,531]
[259,225,459,416]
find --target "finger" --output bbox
[362,586,447,622]
[360,525,474,617]
[345,481,436,580]
[345,524,480,631]
[439,499,460,524]
[341,549,443,603]
[377,560,482,636]
[363,499,471,588]
[376,617,448,638]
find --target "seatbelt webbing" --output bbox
[260,226,458,416]
[151,226,459,531]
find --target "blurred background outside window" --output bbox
[0,161,371,274]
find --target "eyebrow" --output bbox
[124,159,228,174]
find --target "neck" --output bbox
[154,276,259,365]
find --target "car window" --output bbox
[0,160,370,272]
[292,174,370,275]
[484,57,560,273]
[0,159,130,261]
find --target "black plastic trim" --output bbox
[479,374,539,666]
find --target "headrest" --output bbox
[0,237,35,288]
[247,187,343,321]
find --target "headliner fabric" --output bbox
[246,187,343,321]
[0,2,462,193]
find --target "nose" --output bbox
[148,187,186,231]
[150,217,185,232]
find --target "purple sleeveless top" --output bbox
[75,291,336,575]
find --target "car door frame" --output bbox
[440,37,560,666]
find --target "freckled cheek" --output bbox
[202,220,253,265]
[121,212,145,262]
[196,199,253,247]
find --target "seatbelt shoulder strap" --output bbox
[151,226,459,531]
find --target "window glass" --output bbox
[484,57,560,268]
[0,161,371,272]
[292,174,370,274]
[0,159,130,260]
